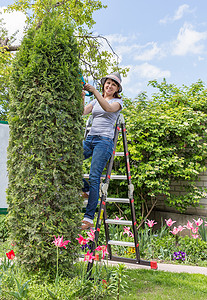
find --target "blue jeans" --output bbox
[83,135,114,220]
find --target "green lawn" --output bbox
[118,268,207,300]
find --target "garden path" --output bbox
[104,260,207,276]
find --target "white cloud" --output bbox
[105,33,137,44]
[132,63,171,79]
[160,4,191,24]
[198,56,204,61]
[106,40,164,63]
[120,63,171,98]
[0,6,26,44]
[134,42,164,61]
[172,23,207,56]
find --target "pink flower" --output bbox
[115,216,123,220]
[185,221,194,230]
[145,219,157,228]
[123,226,133,236]
[177,225,185,232]
[205,221,207,227]
[193,218,203,226]
[86,228,95,241]
[191,226,199,234]
[52,236,71,249]
[192,234,199,239]
[6,250,15,260]
[76,234,88,245]
[95,245,109,259]
[84,251,95,263]
[165,218,176,227]
[170,226,180,235]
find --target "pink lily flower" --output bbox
[123,226,133,236]
[86,228,96,241]
[84,251,95,263]
[165,218,176,227]
[177,225,185,232]
[205,221,207,227]
[76,234,88,245]
[145,219,157,228]
[191,226,199,234]
[191,234,199,239]
[170,226,180,235]
[95,245,109,259]
[52,236,71,249]
[100,245,109,259]
[184,220,194,230]
[115,216,124,220]
[193,218,203,226]
[95,246,102,252]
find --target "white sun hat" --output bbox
[101,72,122,93]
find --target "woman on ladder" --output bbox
[81,72,123,230]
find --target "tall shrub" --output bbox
[7,13,83,273]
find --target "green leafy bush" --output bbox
[7,12,83,273]
[108,80,207,218]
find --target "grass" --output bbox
[116,268,207,300]
[27,269,207,300]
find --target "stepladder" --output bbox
[83,114,158,273]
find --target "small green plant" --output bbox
[110,264,128,300]
[5,277,31,300]
[198,218,207,242]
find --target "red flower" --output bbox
[102,279,107,288]
[6,250,15,260]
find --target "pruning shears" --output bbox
[81,75,93,97]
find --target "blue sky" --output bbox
[1,0,207,99]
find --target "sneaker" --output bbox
[82,191,89,198]
[81,220,94,230]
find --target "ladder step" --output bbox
[84,198,129,206]
[105,219,132,225]
[111,175,127,180]
[115,152,124,156]
[106,198,130,203]
[108,240,135,247]
[83,174,127,180]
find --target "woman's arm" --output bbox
[84,83,121,113]
[82,90,93,115]
[83,103,93,115]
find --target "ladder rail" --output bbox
[87,119,120,273]
[121,120,140,263]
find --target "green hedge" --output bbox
[7,13,84,273]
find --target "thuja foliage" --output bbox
[7,13,83,273]
[108,80,207,216]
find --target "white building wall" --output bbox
[0,123,9,209]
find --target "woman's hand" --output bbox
[83,83,95,94]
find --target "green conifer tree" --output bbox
[7,12,83,273]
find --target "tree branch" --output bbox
[137,198,157,230]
